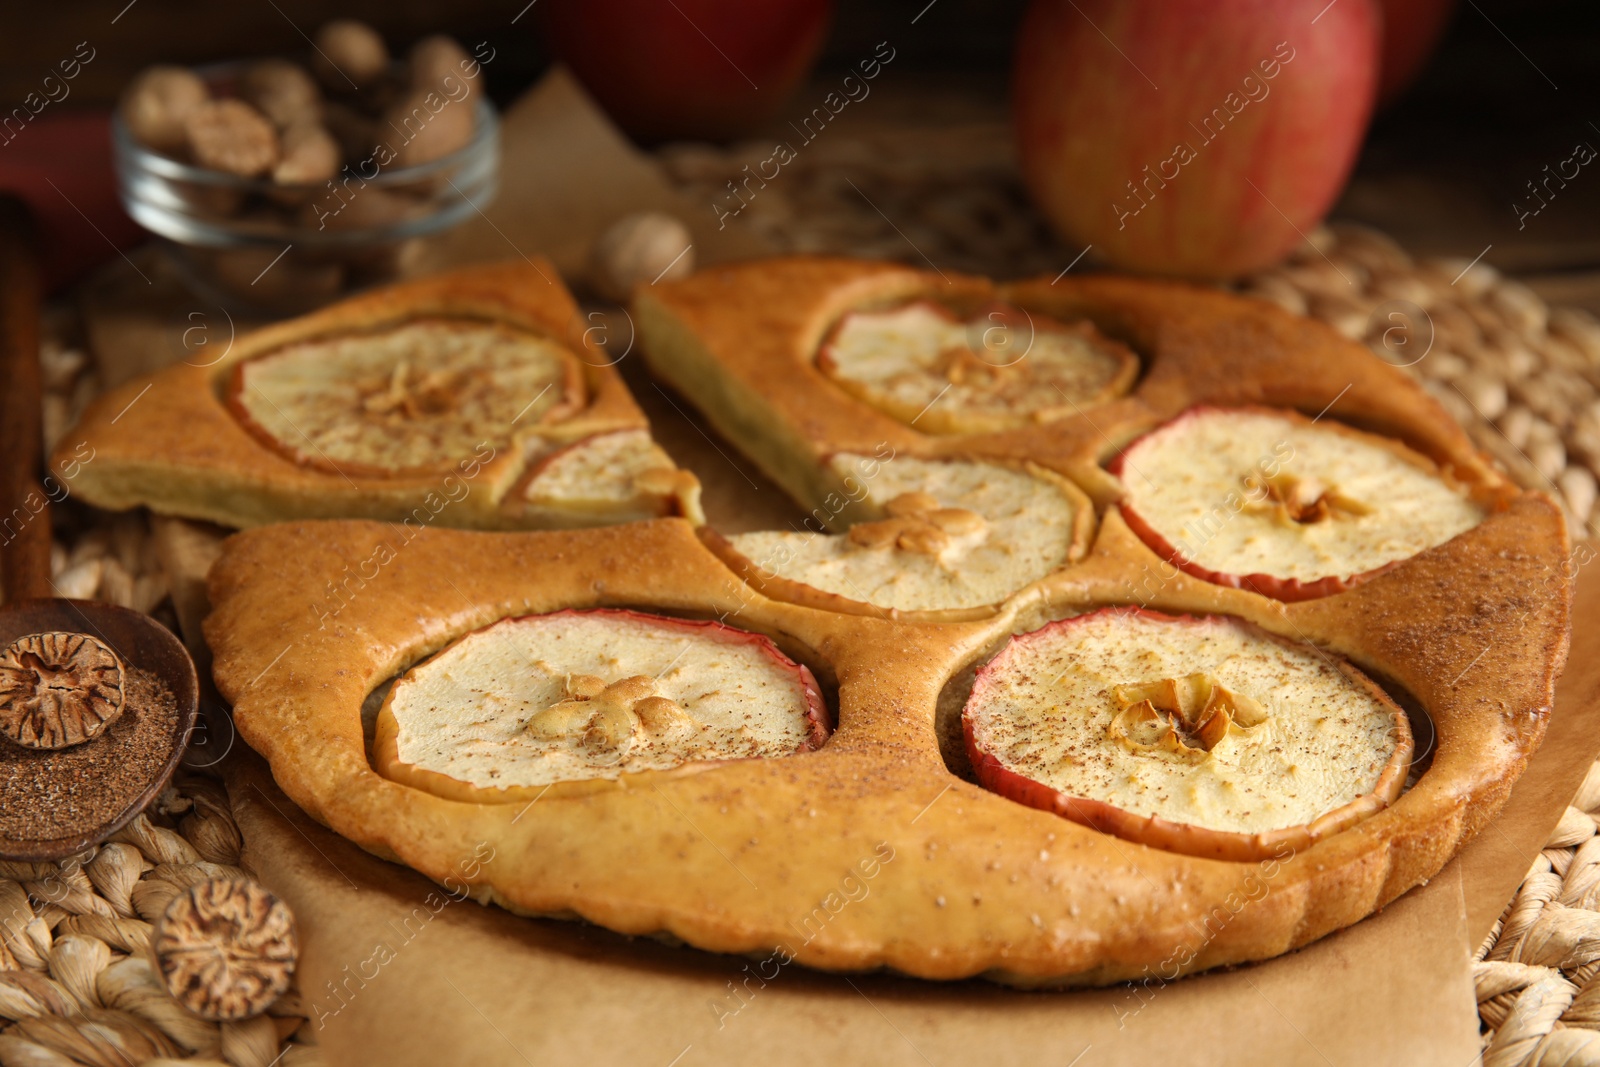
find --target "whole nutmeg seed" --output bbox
[382,89,475,167]
[410,35,473,93]
[321,100,381,161]
[185,100,279,178]
[592,212,695,302]
[152,878,297,1022]
[239,59,321,130]
[120,66,209,156]
[313,19,390,90]
[0,631,126,749]
[272,120,340,185]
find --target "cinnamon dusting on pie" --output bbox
[1116,407,1485,588]
[229,318,583,475]
[377,610,827,789]
[358,361,470,421]
[723,454,1090,613]
[964,609,1411,836]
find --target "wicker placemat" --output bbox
[1474,764,1600,1064]
[0,774,319,1067]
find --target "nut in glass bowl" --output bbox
[113,59,498,314]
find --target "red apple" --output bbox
[1375,0,1457,107]
[0,110,143,292]
[1012,0,1381,279]
[537,0,834,144]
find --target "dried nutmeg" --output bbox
[120,66,210,156]
[591,212,695,302]
[152,878,297,1022]
[272,120,340,186]
[383,88,475,167]
[185,100,279,178]
[313,19,391,90]
[239,58,321,130]
[409,34,472,93]
[0,632,126,749]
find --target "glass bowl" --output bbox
[112,60,499,314]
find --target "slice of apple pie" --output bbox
[58,262,700,530]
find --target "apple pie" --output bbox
[205,256,1570,987]
[56,261,701,530]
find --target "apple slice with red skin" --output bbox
[817,299,1139,436]
[962,606,1413,862]
[1108,404,1492,602]
[514,430,690,521]
[374,607,833,806]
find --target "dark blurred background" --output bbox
[3,0,1597,287]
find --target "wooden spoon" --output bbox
[0,194,199,862]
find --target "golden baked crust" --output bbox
[57,262,701,530]
[204,256,1570,986]
[207,500,1568,986]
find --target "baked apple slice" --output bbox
[374,609,829,802]
[817,301,1138,435]
[512,429,703,526]
[1110,406,1489,601]
[704,452,1095,620]
[963,607,1413,861]
[228,318,584,477]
